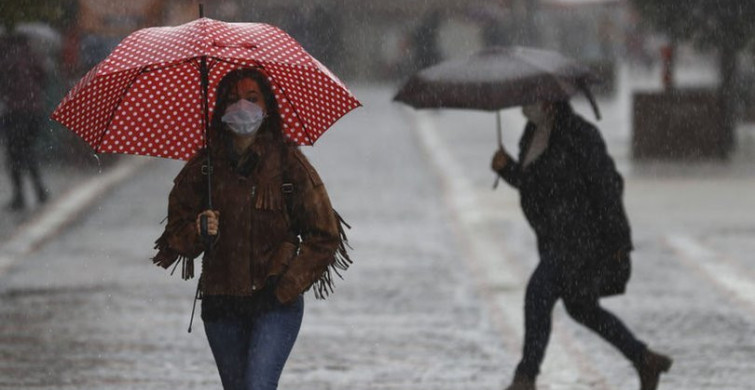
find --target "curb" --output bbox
[0,157,153,275]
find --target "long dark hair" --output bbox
[210,67,284,144]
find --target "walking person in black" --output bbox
[491,100,672,390]
[0,34,48,211]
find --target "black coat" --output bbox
[498,107,632,296]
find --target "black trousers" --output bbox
[2,112,45,202]
[515,255,646,378]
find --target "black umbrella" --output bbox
[394,45,601,145]
[394,46,601,187]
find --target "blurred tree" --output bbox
[523,0,540,46]
[631,0,755,152]
[0,0,75,31]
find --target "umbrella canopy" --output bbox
[52,17,361,161]
[394,46,600,118]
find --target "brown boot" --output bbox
[504,372,536,390]
[634,348,673,390]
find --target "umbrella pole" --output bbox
[200,55,213,229]
[496,110,503,149]
[493,111,502,189]
[189,54,213,334]
[198,3,212,215]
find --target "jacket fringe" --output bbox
[256,184,284,210]
[152,233,195,280]
[312,211,353,299]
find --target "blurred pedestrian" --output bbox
[152,67,350,390]
[411,9,442,71]
[491,101,672,390]
[0,33,49,211]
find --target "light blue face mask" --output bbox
[221,99,266,136]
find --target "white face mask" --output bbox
[522,103,550,126]
[221,99,266,136]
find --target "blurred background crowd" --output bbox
[1,0,754,169]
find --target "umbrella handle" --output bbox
[579,80,601,120]
[200,215,213,248]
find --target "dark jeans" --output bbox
[1,112,46,203]
[203,295,304,390]
[515,257,646,378]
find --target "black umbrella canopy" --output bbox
[394,46,601,117]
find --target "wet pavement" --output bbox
[0,63,754,389]
[0,87,510,389]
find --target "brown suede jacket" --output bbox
[153,132,350,304]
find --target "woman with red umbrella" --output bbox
[153,67,350,390]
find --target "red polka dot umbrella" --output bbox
[51,17,361,161]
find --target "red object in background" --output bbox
[61,27,80,79]
[660,44,675,90]
[51,17,361,161]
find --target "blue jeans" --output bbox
[203,295,304,390]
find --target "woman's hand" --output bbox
[196,210,220,236]
[491,149,509,172]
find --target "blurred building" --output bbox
[63,0,229,76]
[61,0,524,82]
[233,0,522,81]
[539,0,627,61]
[227,0,634,82]
[538,0,632,95]
[74,0,163,72]
[59,0,636,83]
